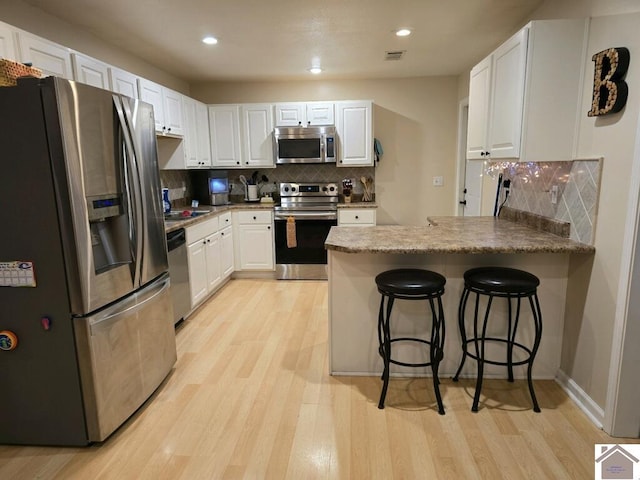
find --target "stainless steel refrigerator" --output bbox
[0,77,177,446]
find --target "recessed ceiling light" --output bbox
[395,28,411,37]
[202,36,218,45]
[308,67,322,74]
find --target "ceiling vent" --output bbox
[384,50,406,61]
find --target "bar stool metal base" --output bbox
[376,269,446,414]
[452,267,543,413]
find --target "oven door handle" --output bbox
[275,212,337,221]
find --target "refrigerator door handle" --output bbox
[113,95,143,287]
[84,273,170,333]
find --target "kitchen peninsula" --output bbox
[325,216,595,379]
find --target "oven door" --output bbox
[274,215,337,279]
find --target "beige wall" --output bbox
[0,1,189,93]
[192,78,459,225]
[531,1,640,415]
[565,11,640,412]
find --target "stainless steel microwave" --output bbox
[273,126,336,164]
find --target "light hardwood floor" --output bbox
[1,279,638,479]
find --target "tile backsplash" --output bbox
[160,165,375,206]
[496,159,602,244]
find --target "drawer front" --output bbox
[218,211,232,229]
[236,209,273,224]
[185,215,219,243]
[338,209,376,226]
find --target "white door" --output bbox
[462,160,483,216]
[163,88,184,136]
[0,23,17,60]
[220,226,234,277]
[195,101,212,167]
[17,32,72,79]
[138,78,164,132]
[466,56,492,160]
[109,68,139,99]
[209,105,243,168]
[205,232,222,292]
[306,102,334,125]
[72,53,110,89]
[488,27,528,159]
[242,104,274,167]
[187,239,208,307]
[336,101,373,166]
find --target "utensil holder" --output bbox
[247,185,259,201]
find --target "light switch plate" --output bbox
[433,176,444,187]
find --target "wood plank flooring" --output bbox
[1,279,638,479]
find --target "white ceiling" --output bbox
[23,0,544,82]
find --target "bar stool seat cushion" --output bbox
[464,267,539,294]
[376,268,446,296]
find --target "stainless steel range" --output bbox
[274,182,339,280]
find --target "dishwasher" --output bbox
[166,228,191,325]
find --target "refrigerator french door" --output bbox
[0,77,176,446]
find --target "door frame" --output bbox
[455,98,469,216]
[604,108,640,437]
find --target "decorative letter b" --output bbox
[588,47,630,117]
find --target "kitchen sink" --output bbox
[164,210,211,221]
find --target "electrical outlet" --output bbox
[551,185,558,204]
[433,176,444,187]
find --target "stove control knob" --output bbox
[322,186,328,192]
[291,186,297,192]
[329,185,335,192]
[283,186,289,193]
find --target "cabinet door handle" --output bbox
[253,216,257,220]
[267,226,271,230]
[355,215,359,219]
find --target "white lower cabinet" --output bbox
[220,226,234,278]
[185,212,233,309]
[338,208,377,226]
[233,210,274,271]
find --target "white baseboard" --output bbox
[556,369,605,429]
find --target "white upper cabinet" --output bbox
[138,78,184,136]
[335,100,373,166]
[0,22,17,60]
[195,101,212,167]
[466,19,588,161]
[241,103,275,168]
[138,78,165,131]
[209,105,243,168]
[71,53,110,89]
[16,31,72,79]
[183,96,199,167]
[466,56,493,160]
[274,101,334,126]
[306,102,334,125]
[163,88,184,136]
[183,96,211,168]
[109,67,139,99]
[487,28,528,159]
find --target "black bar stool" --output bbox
[453,266,542,412]
[375,268,446,414]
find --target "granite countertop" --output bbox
[164,202,274,233]
[337,201,377,209]
[165,200,379,233]
[324,216,595,254]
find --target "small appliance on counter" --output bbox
[191,170,230,205]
